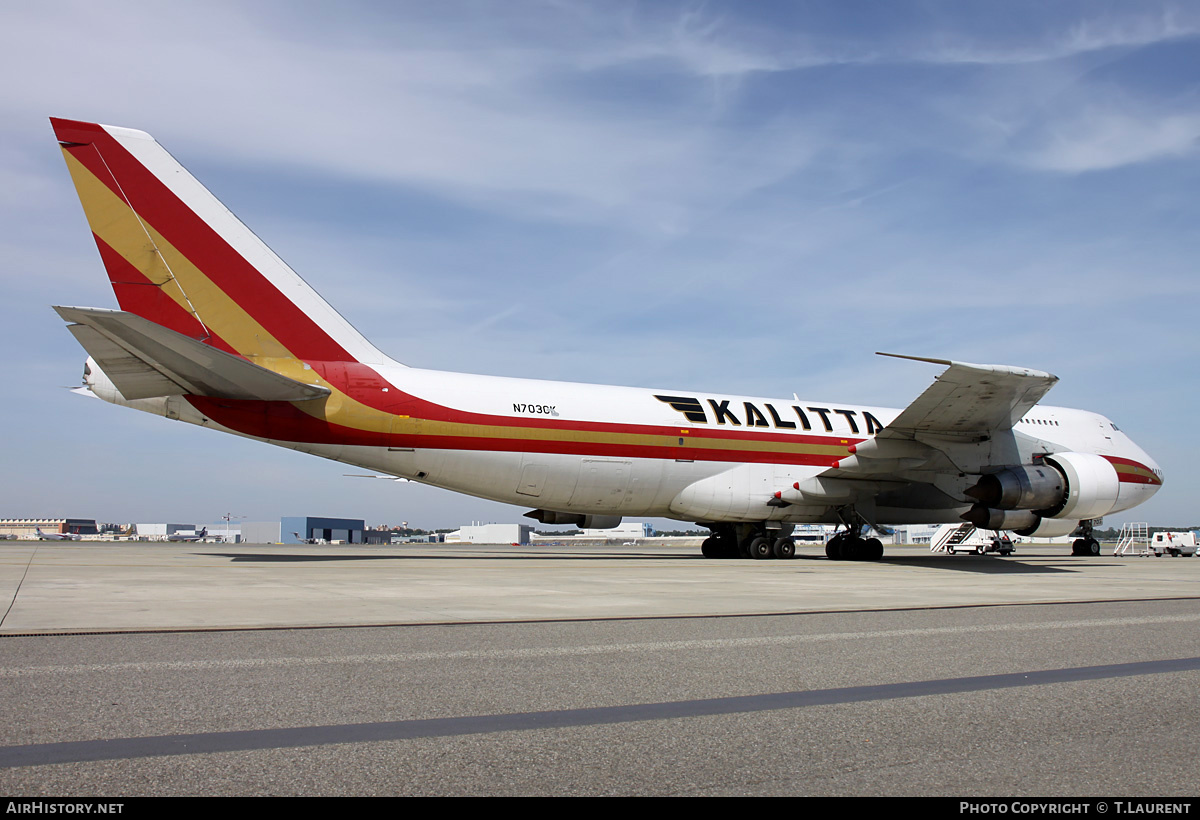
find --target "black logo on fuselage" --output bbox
[654,395,883,435]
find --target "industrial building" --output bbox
[580,522,654,540]
[136,523,198,539]
[0,518,99,538]
[241,517,366,544]
[446,523,534,545]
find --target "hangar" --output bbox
[241,517,366,544]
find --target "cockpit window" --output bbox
[1111,422,1120,431]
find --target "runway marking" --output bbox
[2,656,1198,769]
[1,613,1198,677]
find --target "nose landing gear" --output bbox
[1070,520,1102,556]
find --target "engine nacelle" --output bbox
[1038,452,1120,520]
[1014,517,1080,539]
[961,505,1040,531]
[965,452,1119,521]
[966,464,1063,511]
[524,510,622,529]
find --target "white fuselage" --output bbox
[86,357,1162,526]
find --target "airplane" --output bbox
[166,527,208,542]
[49,118,1164,561]
[35,528,82,541]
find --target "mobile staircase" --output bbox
[1113,522,1151,557]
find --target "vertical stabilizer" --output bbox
[51,118,393,366]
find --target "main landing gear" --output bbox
[1071,520,1102,557]
[824,530,884,561]
[700,524,796,560]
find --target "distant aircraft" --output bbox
[35,528,81,541]
[166,527,207,542]
[50,118,1163,561]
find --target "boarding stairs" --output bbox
[1113,522,1151,556]
[930,523,977,553]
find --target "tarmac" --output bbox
[1,539,1197,796]
[2,540,1197,632]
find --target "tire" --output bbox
[749,536,773,560]
[773,538,796,560]
[825,538,843,561]
[701,537,719,559]
[864,538,884,561]
[842,539,862,561]
[1088,540,1101,557]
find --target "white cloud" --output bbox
[0,2,825,235]
[1015,108,1200,172]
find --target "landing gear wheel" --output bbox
[825,536,844,561]
[772,538,795,560]
[701,537,720,559]
[842,538,861,561]
[864,537,884,561]
[749,536,773,560]
[1087,539,1101,556]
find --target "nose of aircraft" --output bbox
[1114,436,1163,512]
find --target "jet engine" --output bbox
[524,509,622,529]
[965,452,1119,521]
[1013,517,1080,539]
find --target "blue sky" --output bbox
[1,1,1196,529]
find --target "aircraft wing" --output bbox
[871,353,1058,440]
[814,354,1059,490]
[55,306,330,402]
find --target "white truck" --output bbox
[1150,531,1199,557]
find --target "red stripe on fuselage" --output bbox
[1102,455,1162,485]
[184,395,849,466]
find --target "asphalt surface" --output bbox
[0,541,1197,796]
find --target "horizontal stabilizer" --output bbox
[54,306,331,402]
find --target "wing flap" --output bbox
[55,306,331,402]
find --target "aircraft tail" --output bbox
[51,118,391,367]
